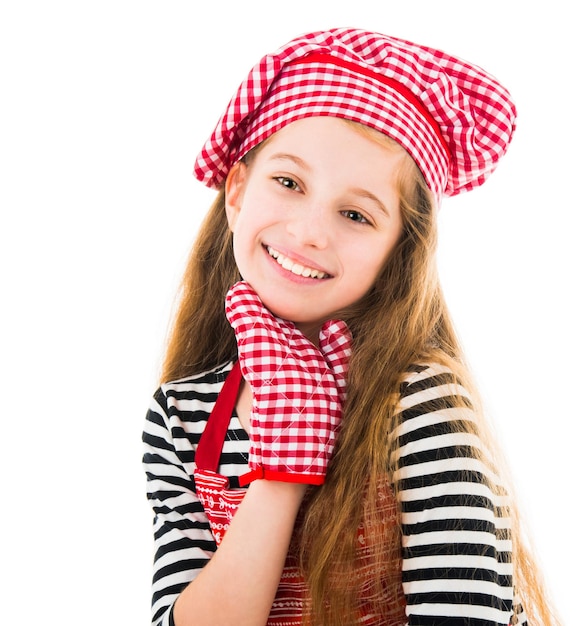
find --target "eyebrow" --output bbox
[266,152,391,217]
[267,152,310,170]
[349,188,390,217]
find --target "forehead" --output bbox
[251,116,405,166]
[247,117,413,190]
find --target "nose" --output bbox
[285,203,329,248]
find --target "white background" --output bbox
[1,1,584,623]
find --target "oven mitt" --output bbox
[225,281,352,486]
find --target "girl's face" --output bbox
[225,116,405,340]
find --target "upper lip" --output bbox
[264,244,333,278]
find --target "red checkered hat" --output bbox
[194,28,517,202]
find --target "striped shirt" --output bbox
[143,360,527,625]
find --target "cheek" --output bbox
[230,229,248,276]
[230,218,263,282]
[346,241,396,296]
[353,235,396,276]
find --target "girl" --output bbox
[143,28,559,625]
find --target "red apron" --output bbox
[194,362,406,625]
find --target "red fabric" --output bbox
[193,469,246,546]
[289,52,451,159]
[193,27,517,203]
[195,360,242,472]
[224,281,351,486]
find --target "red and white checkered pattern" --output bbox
[194,28,516,204]
[225,281,351,485]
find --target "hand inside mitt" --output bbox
[225,281,352,486]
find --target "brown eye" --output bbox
[274,176,299,191]
[341,209,370,225]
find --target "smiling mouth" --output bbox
[265,245,330,279]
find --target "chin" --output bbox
[245,282,331,329]
[261,300,319,327]
[264,303,306,323]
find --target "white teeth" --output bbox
[266,246,328,279]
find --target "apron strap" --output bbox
[195,361,242,472]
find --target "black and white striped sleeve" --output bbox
[393,363,528,625]
[142,363,250,626]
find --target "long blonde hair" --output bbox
[160,122,559,625]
